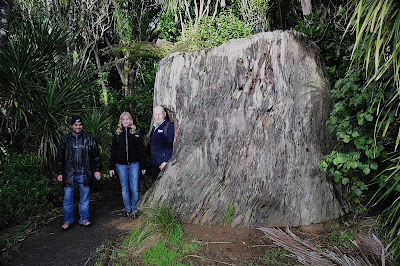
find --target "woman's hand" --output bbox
[159,162,167,170]
[109,170,115,177]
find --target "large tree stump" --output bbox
[141,31,343,227]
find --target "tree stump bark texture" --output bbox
[141,31,343,227]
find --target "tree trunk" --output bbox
[0,0,12,47]
[140,31,343,228]
[301,0,312,16]
[93,43,108,105]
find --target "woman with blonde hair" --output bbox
[109,112,146,218]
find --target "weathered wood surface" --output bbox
[141,31,343,227]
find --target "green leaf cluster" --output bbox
[106,60,156,135]
[157,11,181,42]
[0,153,51,225]
[0,12,95,167]
[174,10,253,52]
[320,68,389,208]
[294,11,354,87]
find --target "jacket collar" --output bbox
[153,119,166,130]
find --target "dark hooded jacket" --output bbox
[56,131,102,187]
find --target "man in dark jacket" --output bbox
[150,106,174,181]
[56,115,101,230]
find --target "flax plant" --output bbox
[0,13,94,166]
[346,0,400,260]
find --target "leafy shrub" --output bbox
[0,153,51,224]
[174,10,253,51]
[107,60,156,136]
[157,11,181,42]
[296,10,400,260]
[294,11,354,87]
[319,68,395,212]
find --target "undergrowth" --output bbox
[105,204,199,265]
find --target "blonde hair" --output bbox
[116,112,137,135]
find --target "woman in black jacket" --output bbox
[109,112,146,218]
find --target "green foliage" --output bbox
[264,247,293,265]
[32,67,94,164]
[294,11,354,87]
[346,0,400,91]
[322,231,356,250]
[83,107,113,172]
[143,240,186,266]
[0,219,40,264]
[107,60,156,135]
[112,0,161,42]
[0,153,51,225]
[239,0,272,32]
[156,11,181,42]
[296,6,400,259]
[83,107,112,153]
[108,204,198,265]
[0,13,69,136]
[319,69,389,209]
[220,200,234,224]
[174,10,253,51]
[0,12,94,165]
[268,0,302,30]
[143,203,179,236]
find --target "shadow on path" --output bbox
[6,182,130,266]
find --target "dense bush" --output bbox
[294,11,353,87]
[107,59,156,135]
[0,153,51,225]
[174,10,253,52]
[320,69,392,212]
[296,11,399,220]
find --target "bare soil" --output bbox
[180,223,298,265]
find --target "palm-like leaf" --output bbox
[0,13,97,166]
[83,106,112,155]
[0,14,70,136]
[29,67,93,163]
[347,0,399,88]
[347,0,400,260]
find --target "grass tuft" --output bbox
[107,203,199,265]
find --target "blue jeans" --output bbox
[63,173,90,225]
[116,162,140,212]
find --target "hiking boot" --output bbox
[131,210,139,219]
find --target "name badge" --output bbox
[157,129,164,133]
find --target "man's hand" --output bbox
[95,172,101,180]
[141,170,146,175]
[109,170,115,177]
[57,175,63,182]
[159,162,167,170]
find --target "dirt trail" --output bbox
[6,182,130,266]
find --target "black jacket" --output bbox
[56,131,102,187]
[109,127,147,171]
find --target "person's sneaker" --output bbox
[131,210,139,219]
[124,212,131,218]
